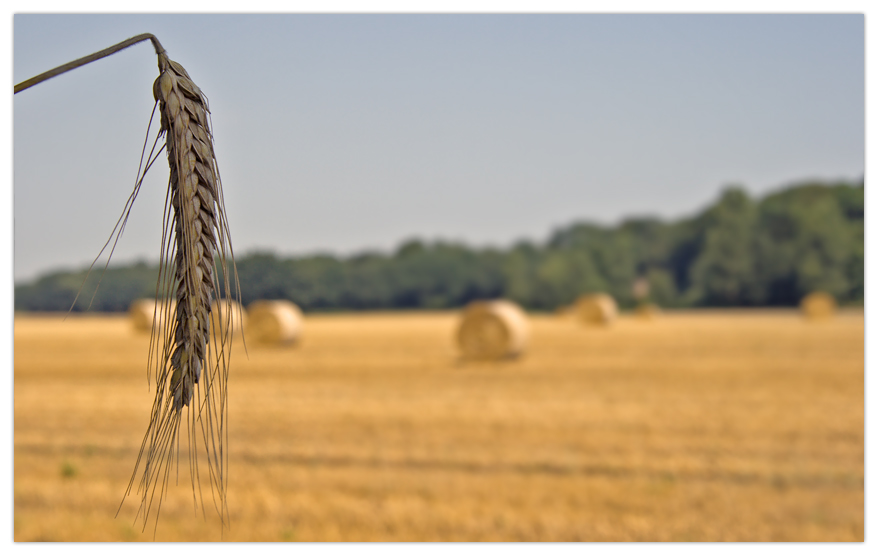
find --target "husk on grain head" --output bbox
[574,293,618,326]
[247,300,303,345]
[457,299,529,360]
[800,291,836,320]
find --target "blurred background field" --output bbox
[12,14,866,544]
[13,308,863,541]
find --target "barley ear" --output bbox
[16,33,242,536]
[122,47,242,534]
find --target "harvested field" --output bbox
[13,309,864,541]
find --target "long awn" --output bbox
[15,33,242,533]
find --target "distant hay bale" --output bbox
[246,300,303,345]
[574,293,618,326]
[129,299,157,332]
[554,304,574,318]
[457,299,529,360]
[210,299,247,336]
[635,302,661,320]
[800,291,836,319]
[632,277,650,301]
[128,298,175,332]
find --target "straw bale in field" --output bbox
[635,302,661,320]
[554,304,574,318]
[800,291,836,319]
[210,299,247,336]
[246,300,303,345]
[128,298,175,332]
[632,277,650,301]
[457,299,529,360]
[574,293,618,326]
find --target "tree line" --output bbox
[14,179,863,313]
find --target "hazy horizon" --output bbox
[13,14,864,282]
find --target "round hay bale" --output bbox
[129,298,175,332]
[800,291,836,319]
[210,299,247,336]
[574,293,618,326]
[554,304,574,318]
[632,277,650,301]
[635,302,661,320]
[457,299,529,360]
[246,300,303,345]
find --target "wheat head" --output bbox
[14,33,241,535]
[122,45,241,533]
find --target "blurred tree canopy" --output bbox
[15,179,863,313]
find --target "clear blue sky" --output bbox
[12,13,864,282]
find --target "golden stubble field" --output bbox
[13,308,863,541]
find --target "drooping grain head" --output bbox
[124,49,239,533]
[154,53,220,410]
[13,33,239,535]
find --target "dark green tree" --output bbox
[687,188,760,305]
